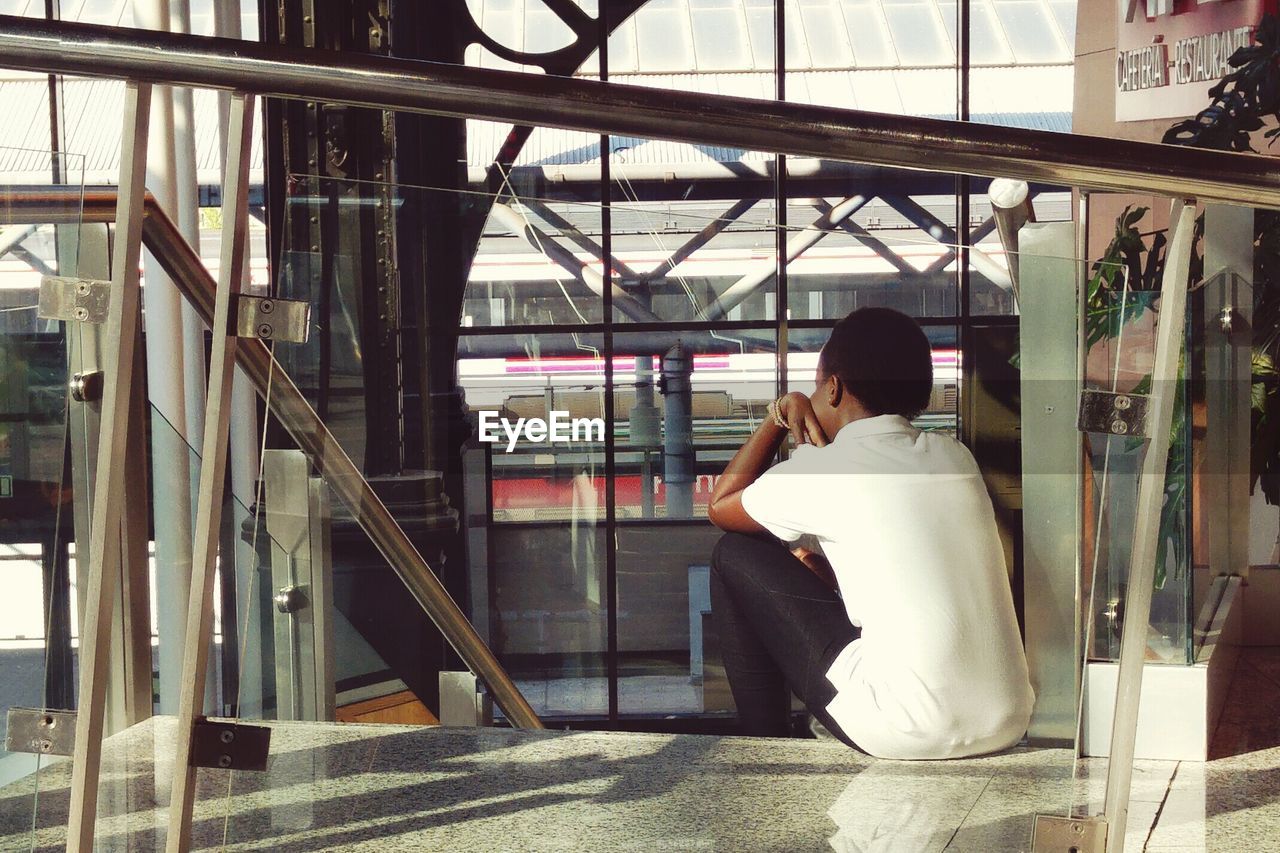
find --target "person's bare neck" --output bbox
[828,398,879,436]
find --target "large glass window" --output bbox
[441,0,1078,722]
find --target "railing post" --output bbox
[263,448,336,722]
[65,79,152,853]
[1101,200,1197,851]
[164,90,255,853]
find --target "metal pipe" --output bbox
[1,16,1279,209]
[213,0,264,718]
[470,159,931,188]
[989,178,1035,304]
[170,0,213,457]
[629,355,659,519]
[661,344,694,518]
[473,160,1001,203]
[5,187,543,730]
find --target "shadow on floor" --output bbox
[1209,647,1280,761]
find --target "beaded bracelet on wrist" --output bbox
[767,398,789,429]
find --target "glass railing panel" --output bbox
[154,365,442,840]
[1082,198,1196,666]
[143,401,332,849]
[165,164,1219,838]
[0,147,84,850]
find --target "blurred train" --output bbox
[457,348,960,522]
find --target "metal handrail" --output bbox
[0,15,1279,208]
[8,188,543,730]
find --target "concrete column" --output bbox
[133,0,196,717]
[661,344,694,518]
[171,0,209,450]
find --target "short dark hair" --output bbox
[817,307,934,419]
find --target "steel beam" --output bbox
[520,198,640,280]
[882,193,1012,289]
[923,214,1001,276]
[640,198,756,284]
[705,194,869,321]
[0,16,1277,208]
[811,198,915,275]
[488,201,659,322]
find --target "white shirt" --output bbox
[740,414,1034,760]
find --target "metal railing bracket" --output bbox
[190,719,271,771]
[5,708,77,756]
[1078,389,1151,438]
[38,275,110,324]
[234,294,311,343]
[1031,814,1107,853]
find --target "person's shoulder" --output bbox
[914,430,982,475]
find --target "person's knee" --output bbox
[711,532,758,579]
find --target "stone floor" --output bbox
[0,648,1277,852]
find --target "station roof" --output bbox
[0,0,1073,186]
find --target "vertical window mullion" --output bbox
[776,0,788,402]
[599,1,619,726]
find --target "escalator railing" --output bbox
[4,187,543,733]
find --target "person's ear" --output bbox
[827,373,843,408]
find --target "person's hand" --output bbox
[792,546,838,590]
[777,391,828,447]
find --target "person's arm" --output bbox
[708,391,827,533]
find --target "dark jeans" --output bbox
[710,532,860,747]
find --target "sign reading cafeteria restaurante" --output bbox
[1116,0,1276,122]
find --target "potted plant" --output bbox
[1163,13,1280,505]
